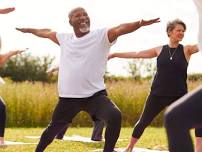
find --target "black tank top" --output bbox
[151,44,188,96]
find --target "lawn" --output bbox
[0,127,173,152]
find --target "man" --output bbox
[164,1,202,151]
[47,66,105,141]
[16,7,160,152]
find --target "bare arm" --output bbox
[0,49,26,67]
[184,44,199,61]
[46,66,59,74]
[108,18,160,43]
[108,47,160,60]
[0,7,15,14]
[16,28,59,45]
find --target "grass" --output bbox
[0,79,199,151]
[0,127,170,152]
[1,79,201,127]
[1,127,195,152]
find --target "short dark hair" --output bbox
[166,19,186,37]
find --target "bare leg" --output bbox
[195,137,202,152]
[0,137,4,145]
[123,137,138,152]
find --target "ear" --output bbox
[69,19,72,26]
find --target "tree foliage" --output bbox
[0,53,55,82]
[127,59,156,80]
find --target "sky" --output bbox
[0,0,201,76]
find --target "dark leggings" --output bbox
[0,97,6,137]
[55,119,104,141]
[165,86,202,152]
[35,90,122,152]
[132,94,183,138]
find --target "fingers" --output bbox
[142,18,160,26]
[153,17,160,23]
[16,48,29,54]
[0,7,15,14]
[16,28,23,32]
[16,28,27,33]
[7,7,15,12]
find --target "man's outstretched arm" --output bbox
[16,28,59,45]
[108,18,160,43]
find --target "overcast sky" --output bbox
[0,0,201,76]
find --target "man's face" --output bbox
[69,8,90,34]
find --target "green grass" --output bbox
[0,127,183,152]
[1,79,201,127]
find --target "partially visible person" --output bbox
[108,19,199,152]
[164,0,202,152]
[0,6,15,146]
[47,66,105,141]
[0,47,26,146]
[16,7,160,152]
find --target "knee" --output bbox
[164,109,180,129]
[109,109,122,124]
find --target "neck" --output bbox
[169,40,179,48]
[74,30,90,38]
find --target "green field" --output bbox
[1,79,201,127]
[0,78,199,151]
[0,127,180,152]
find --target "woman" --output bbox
[0,7,25,146]
[164,0,202,152]
[0,45,25,146]
[108,19,199,152]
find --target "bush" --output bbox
[0,53,55,82]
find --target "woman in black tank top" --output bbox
[164,1,202,152]
[108,19,200,152]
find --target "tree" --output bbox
[0,53,55,82]
[127,59,156,79]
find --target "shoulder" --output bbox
[56,32,73,42]
[183,44,199,58]
[56,32,72,38]
[155,45,164,55]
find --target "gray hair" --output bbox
[166,19,186,37]
[68,7,85,20]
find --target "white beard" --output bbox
[79,27,90,33]
[79,23,90,33]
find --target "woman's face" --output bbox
[169,24,185,42]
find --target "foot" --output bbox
[0,137,5,146]
[91,137,102,141]
[55,136,63,140]
[122,147,133,152]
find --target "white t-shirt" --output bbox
[193,0,202,51]
[56,28,113,98]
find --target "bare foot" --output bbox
[0,137,5,146]
[122,147,133,152]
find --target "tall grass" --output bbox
[0,78,201,127]
[0,79,58,127]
